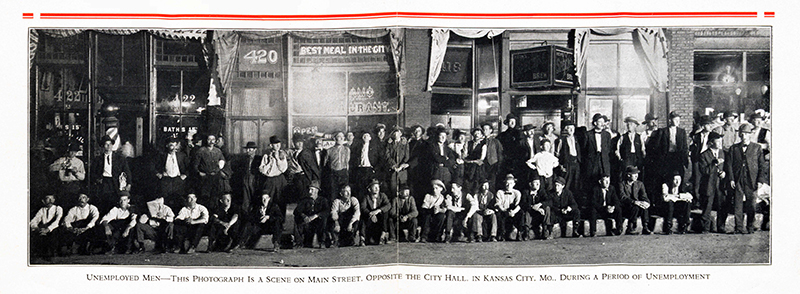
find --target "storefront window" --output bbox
[694,51,770,115]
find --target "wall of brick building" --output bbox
[666,28,696,128]
[401,29,432,128]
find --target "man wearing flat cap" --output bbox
[723,124,768,234]
[618,166,651,235]
[294,180,330,248]
[192,133,228,206]
[233,141,262,212]
[712,111,740,152]
[389,184,419,242]
[698,132,727,233]
[361,179,391,245]
[259,136,289,216]
[550,176,581,238]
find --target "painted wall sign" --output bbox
[347,71,399,115]
[238,42,283,72]
[297,44,387,56]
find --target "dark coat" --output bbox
[520,189,552,212]
[724,142,767,188]
[390,196,418,219]
[297,148,322,182]
[582,130,612,178]
[652,126,690,166]
[555,135,582,163]
[350,139,381,169]
[293,196,330,221]
[618,180,650,205]
[550,189,578,211]
[590,185,621,210]
[92,152,132,187]
[361,192,391,215]
[154,151,189,176]
[698,148,725,198]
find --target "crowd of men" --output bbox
[30,109,771,259]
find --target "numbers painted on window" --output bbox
[440,61,463,73]
[54,90,88,103]
[243,49,279,65]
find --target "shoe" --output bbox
[662,230,672,235]
[186,247,196,254]
[572,232,582,238]
[747,228,754,234]
[625,228,635,235]
[475,235,482,243]
[488,236,496,242]
[444,234,451,243]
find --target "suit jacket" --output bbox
[92,152,132,187]
[250,199,283,223]
[690,132,712,162]
[155,151,189,176]
[724,142,767,188]
[618,180,649,205]
[653,126,689,166]
[390,196,418,219]
[582,130,612,178]
[520,189,552,212]
[297,148,322,182]
[350,140,381,169]
[590,185,621,209]
[519,136,541,161]
[698,148,725,197]
[550,189,578,211]
[361,193,391,216]
[429,141,457,171]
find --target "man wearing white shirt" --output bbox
[259,136,289,216]
[61,194,99,255]
[100,191,137,254]
[48,144,85,207]
[494,174,522,241]
[174,193,209,254]
[133,195,175,253]
[30,194,63,259]
[155,138,188,210]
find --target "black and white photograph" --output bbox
[27,26,771,267]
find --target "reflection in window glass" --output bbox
[586,44,618,87]
[694,52,743,82]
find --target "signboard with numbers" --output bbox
[237,42,282,72]
[434,47,472,88]
[511,45,575,89]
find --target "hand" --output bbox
[199,172,207,177]
[260,216,269,223]
[105,226,112,236]
[156,173,163,179]
[758,182,764,190]
[400,216,407,222]
[462,220,468,228]
[124,184,131,191]
[370,210,380,217]
[180,174,187,180]
[122,229,130,238]
[370,215,378,223]
[730,181,736,189]
[399,163,409,170]
[333,224,340,233]
[607,206,615,213]
[484,210,494,215]
[560,166,567,173]
[347,223,354,232]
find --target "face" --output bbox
[271,142,281,151]
[451,183,461,194]
[399,189,410,199]
[346,132,355,142]
[565,125,575,136]
[78,194,89,205]
[245,147,257,155]
[314,139,323,149]
[433,184,443,194]
[672,175,682,187]
[119,196,130,208]
[627,172,639,182]
[544,124,555,134]
[221,194,232,207]
[482,125,493,136]
[555,182,564,194]
[600,177,610,189]
[670,117,680,127]
[340,185,352,198]
[335,132,346,144]
[309,187,319,198]
[207,135,217,147]
[392,130,402,141]
[103,140,114,152]
[362,133,372,142]
[437,132,447,144]
[480,182,489,191]
[43,195,55,206]
[740,131,751,144]
[505,179,515,190]
[626,122,637,132]
[261,194,271,205]
[703,123,715,132]
[711,138,722,149]
[68,150,79,158]
[167,142,179,152]
[725,116,736,125]
[186,194,196,206]
[377,128,386,138]
[647,120,658,129]
[294,141,304,150]
[751,118,764,128]
[472,129,483,140]
[413,127,423,139]
[507,119,517,128]
[457,133,466,143]
[530,180,541,191]
[541,141,552,151]
[368,184,380,194]
[594,118,606,130]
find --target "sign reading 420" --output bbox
[243,49,279,65]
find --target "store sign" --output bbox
[298,44,387,56]
[434,47,471,88]
[511,45,574,89]
[238,42,282,72]
[348,72,399,115]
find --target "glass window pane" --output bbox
[431,93,471,115]
[156,70,182,113]
[746,52,770,82]
[620,95,649,132]
[586,44,618,87]
[587,96,614,126]
[181,70,209,115]
[694,52,743,82]
[347,115,398,134]
[619,44,650,88]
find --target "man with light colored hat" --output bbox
[722,123,768,234]
[494,174,522,241]
[420,179,448,242]
[616,116,646,182]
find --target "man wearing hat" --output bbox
[325,132,351,200]
[330,184,361,247]
[481,122,504,192]
[429,128,457,189]
[389,184,419,242]
[294,137,324,201]
[233,141,262,212]
[555,121,582,196]
[360,179,391,245]
[154,137,189,210]
[642,113,660,144]
[618,166,651,235]
[93,135,132,214]
[385,126,410,202]
[495,174,523,241]
[615,116,646,184]
[49,143,86,207]
[445,180,479,242]
[651,111,690,184]
[498,113,522,177]
[99,191,138,254]
[420,179,448,242]
[350,131,381,199]
[192,133,226,206]
[550,176,581,238]
[587,175,623,237]
[259,135,289,216]
[519,124,540,185]
[582,114,613,212]
[30,194,63,259]
[520,177,551,240]
[691,115,717,203]
[748,112,771,157]
[697,131,727,233]
[242,189,283,251]
[294,180,330,248]
[712,111,740,152]
[61,193,100,255]
[723,124,768,234]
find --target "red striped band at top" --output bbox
[764,12,775,18]
[36,11,761,21]
[22,12,34,19]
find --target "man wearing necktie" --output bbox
[93,135,131,214]
[698,132,727,233]
[588,175,623,237]
[691,116,716,209]
[155,137,188,210]
[429,128,456,188]
[351,132,380,199]
[723,124,768,234]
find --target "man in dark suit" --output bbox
[652,111,690,185]
[550,177,581,238]
[723,124,768,234]
[588,175,623,237]
[582,114,612,191]
[555,121,581,196]
[296,137,323,195]
[691,115,716,207]
[429,128,457,188]
[232,141,262,212]
[155,137,189,210]
[698,132,727,233]
[351,132,381,198]
[518,124,540,186]
[93,135,132,214]
[407,125,431,207]
[619,166,651,235]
